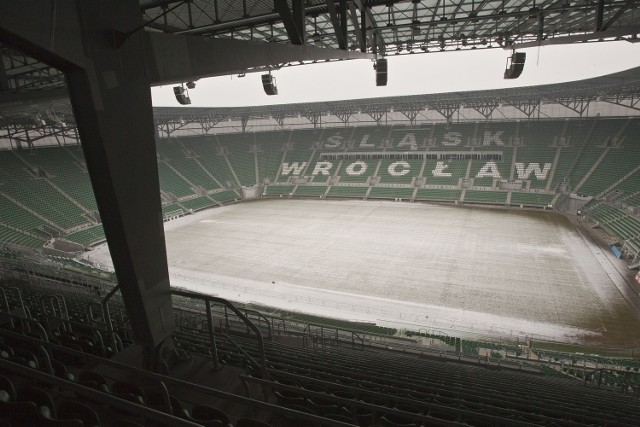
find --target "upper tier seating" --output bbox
[2,278,639,427]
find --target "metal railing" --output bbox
[171,288,266,377]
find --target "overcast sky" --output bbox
[151,41,640,108]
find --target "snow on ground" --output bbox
[87,199,640,345]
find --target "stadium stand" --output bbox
[510,192,554,207]
[292,185,327,198]
[180,196,216,212]
[0,150,87,231]
[583,200,640,252]
[265,185,295,196]
[464,190,508,204]
[180,136,238,189]
[2,118,640,265]
[20,147,98,212]
[424,159,467,186]
[211,189,241,204]
[0,224,44,248]
[157,162,195,199]
[5,4,640,426]
[160,139,221,192]
[368,187,414,200]
[326,186,368,198]
[377,159,422,184]
[221,134,257,186]
[161,203,184,219]
[387,127,431,151]
[1,276,640,427]
[65,225,106,247]
[336,160,377,184]
[256,132,287,184]
[414,189,462,202]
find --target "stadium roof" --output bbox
[3,63,638,136]
[151,63,640,121]
[2,0,640,99]
[142,0,640,55]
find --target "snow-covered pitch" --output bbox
[90,199,640,346]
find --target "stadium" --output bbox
[1,1,640,426]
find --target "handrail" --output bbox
[177,326,260,371]
[4,285,27,317]
[0,358,201,427]
[0,311,49,342]
[0,328,353,426]
[171,288,266,378]
[240,373,499,426]
[222,334,260,370]
[351,331,364,348]
[41,295,70,332]
[100,284,122,352]
[242,308,272,339]
[87,301,103,324]
[204,298,220,370]
[0,287,9,313]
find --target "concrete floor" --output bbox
[89,199,640,347]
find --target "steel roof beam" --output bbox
[0,57,9,91]
[141,0,185,12]
[508,24,640,49]
[595,0,605,32]
[354,0,385,56]
[144,32,373,86]
[326,0,348,50]
[348,1,366,52]
[601,0,636,32]
[274,0,305,45]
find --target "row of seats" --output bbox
[4,276,640,426]
[2,117,638,251]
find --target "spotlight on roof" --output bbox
[261,72,278,96]
[374,58,388,86]
[186,81,196,89]
[504,52,526,79]
[173,84,191,105]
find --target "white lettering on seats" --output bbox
[312,162,333,176]
[441,132,462,146]
[359,135,375,148]
[482,131,504,146]
[397,133,417,150]
[345,161,367,176]
[324,135,343,148]
[388,161,410,176]
[280,162,307,176]
[476,161,502,178]
[515,163,551,180]
[432,161,452,177]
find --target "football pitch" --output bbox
[94,199,640,347]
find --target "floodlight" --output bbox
[504,52,526,79]
[375,58,387,86]
[261,73,278,96]
[173,85,191,105]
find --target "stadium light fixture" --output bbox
[374,58,388,86]
[504,52,526,79]
[173,83,191,105]
[261,72,278,96]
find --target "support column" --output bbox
[0,0,175,370]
